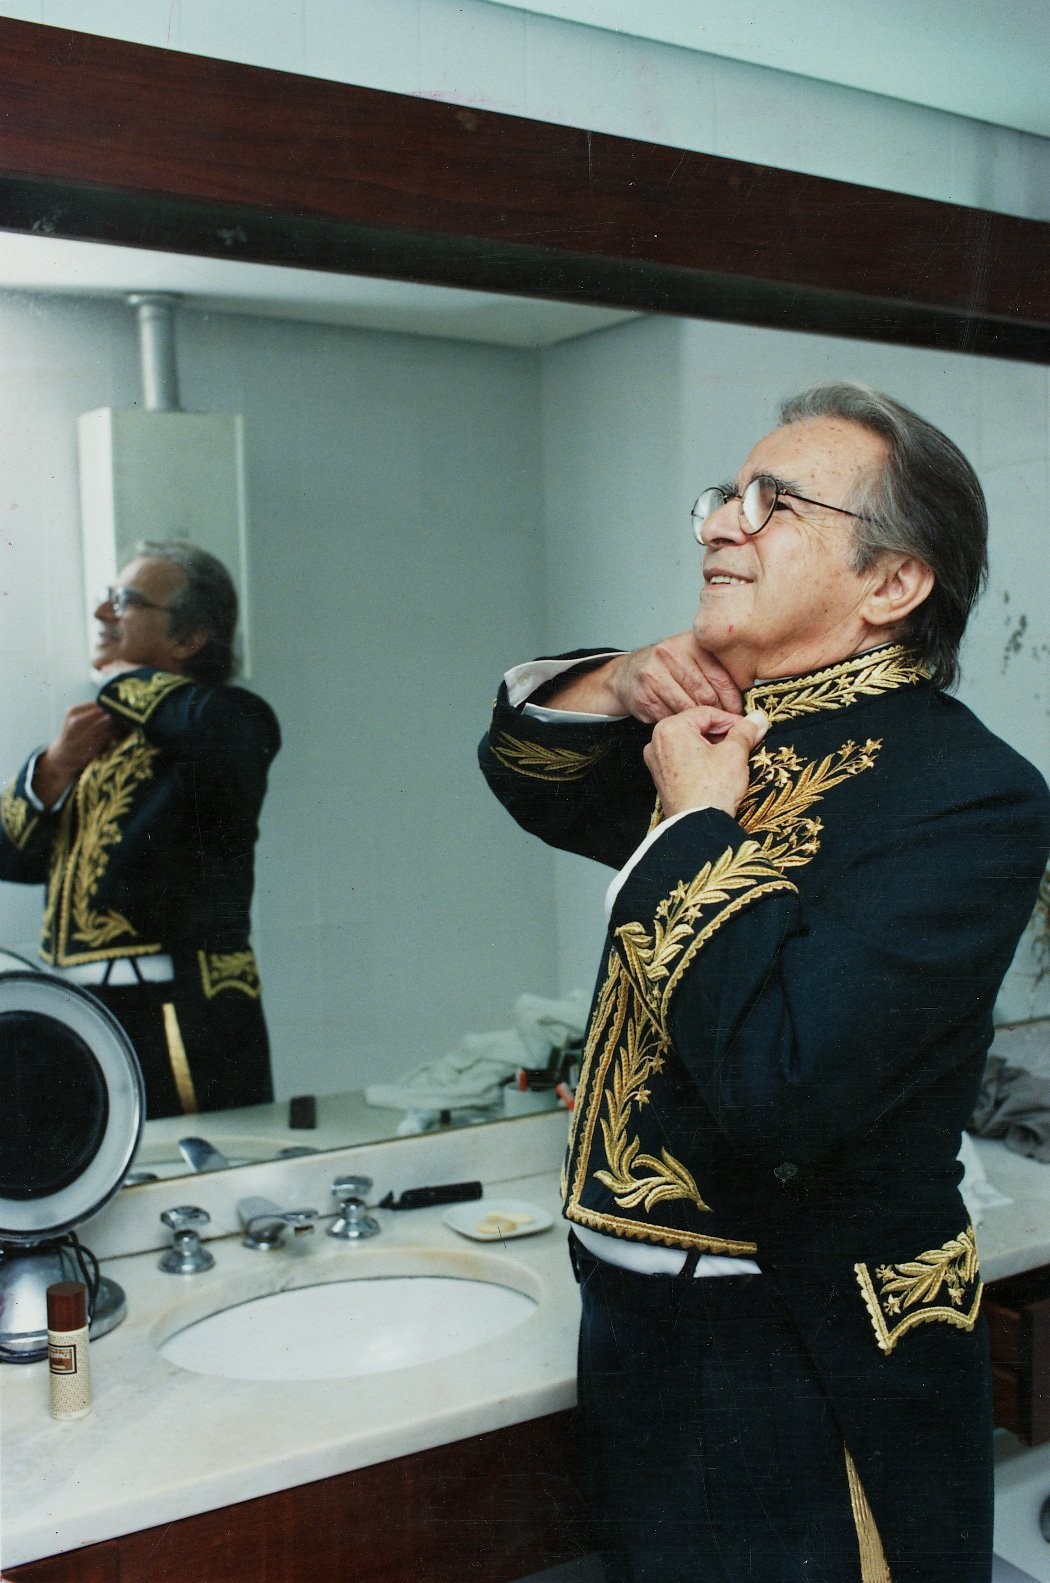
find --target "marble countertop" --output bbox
[2,1167,578,1571]
[3,1133,1050,1570]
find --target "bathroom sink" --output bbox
[160,1275,537,1381]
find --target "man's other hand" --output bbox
[34,703,120,807]
[643,706,769,819]
[547,633,743,720]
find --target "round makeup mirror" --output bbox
[0,971,145,1362]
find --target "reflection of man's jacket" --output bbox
[0,667,280,1001]
[480,642,1050,1552]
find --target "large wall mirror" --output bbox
[1,18,1048,1185]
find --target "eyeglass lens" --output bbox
[691,476,777,540]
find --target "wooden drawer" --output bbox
[984,1265,1050,1446]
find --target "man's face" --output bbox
[92,556,190,673]
[692,416,891,685]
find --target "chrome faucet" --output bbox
[327,1175,380,1241]
[237,1196,319,1251]
[179,1136,232,1173]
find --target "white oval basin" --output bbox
[160,1276,537,1381]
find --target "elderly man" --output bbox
[480,384,1050,1582]
[0,540,280,1118]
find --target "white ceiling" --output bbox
[0,233,637,348]
[485,0,1050,139]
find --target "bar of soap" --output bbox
[475,1210,534,1236]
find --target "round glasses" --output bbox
[102,586,172,617]
[691,474,872,541]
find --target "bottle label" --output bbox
[49,1343,78,1375]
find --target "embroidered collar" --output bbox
[743,644,928,727]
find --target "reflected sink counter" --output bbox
[1,1168,576,1571]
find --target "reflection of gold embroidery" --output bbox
[855,1226,982,1355]
[1,783,37,850]
[198,949,261,999]
[104,670,191,725]
[490,731,610,781]
[745,644,926,727]
[163,1002,199,1113]
[569,733,883,1242]
[45,735,162,964]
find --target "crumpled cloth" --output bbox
[365,989,588,1112]
[970,1053,1050,1163]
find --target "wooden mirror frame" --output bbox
[2,16,1049,363]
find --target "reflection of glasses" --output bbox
[691,474,874,540]
[103,586,171,617]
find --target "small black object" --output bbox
[288,1095,317,1129]
[378,1181,484,1211]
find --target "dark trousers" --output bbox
[93,977,274,1119]
[573,1237,909,1583]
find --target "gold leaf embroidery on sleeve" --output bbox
[198,949,261,999]
[1,783,37,850]
[104,670,192,724]
[490,731,611,781]
[855,1226,982,1355]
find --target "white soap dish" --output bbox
[443,1197,553,1242]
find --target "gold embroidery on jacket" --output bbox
[855,1226,982,1355]
[1,783,37,850]
[198,949,261,999]
[490,731,610,782]
[844,1447,892,1582]
[565,952,758,1254]
[104,670,191,725]
[568,733,884,1243]
[745,644,926,727]
[43,734,162,964]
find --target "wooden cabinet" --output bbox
[985,1268,1050,1447]
[5,1411,594,1583]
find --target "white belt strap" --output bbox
[49,954,176,987]
[573,1224,762,1279]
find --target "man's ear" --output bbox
[170,628,209,663]
[862,554,935,632]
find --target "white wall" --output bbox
[541,318,1050,1019]
[0,293,556,1096]
[0,0,1047,220]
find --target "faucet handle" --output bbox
[331,1174,373,1206]
[158,1205,215,1275]
[328,1176,380,1241]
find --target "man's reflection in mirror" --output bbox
[0,539,280,1118]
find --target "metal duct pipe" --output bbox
[127,292,181,412]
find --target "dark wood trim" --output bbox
[2,17,1049,361]
[4,1410,594,1583]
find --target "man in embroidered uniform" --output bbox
[0,541,280,1118]
[479,384,1050,1582]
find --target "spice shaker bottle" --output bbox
[47,1281,92,1420]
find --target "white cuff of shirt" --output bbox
[504,654,626,723]
[24,752,72,813]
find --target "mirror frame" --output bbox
[2,16,1048,363]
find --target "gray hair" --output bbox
[133,539,238,684]
[777,382,987,692]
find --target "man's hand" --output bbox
[546,633,743,720]
[33,704,120,808]
[642,706,769,819]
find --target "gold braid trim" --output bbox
[489,730,611,782]
[844,1447,893,1582]
[103,670,192,725]
[744,644,926,727]
[855,1226,982,1355]
[1,783,37,850]
[198,949,261,999]
[162,1002,199,1114]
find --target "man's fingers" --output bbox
[725,709,770,752]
